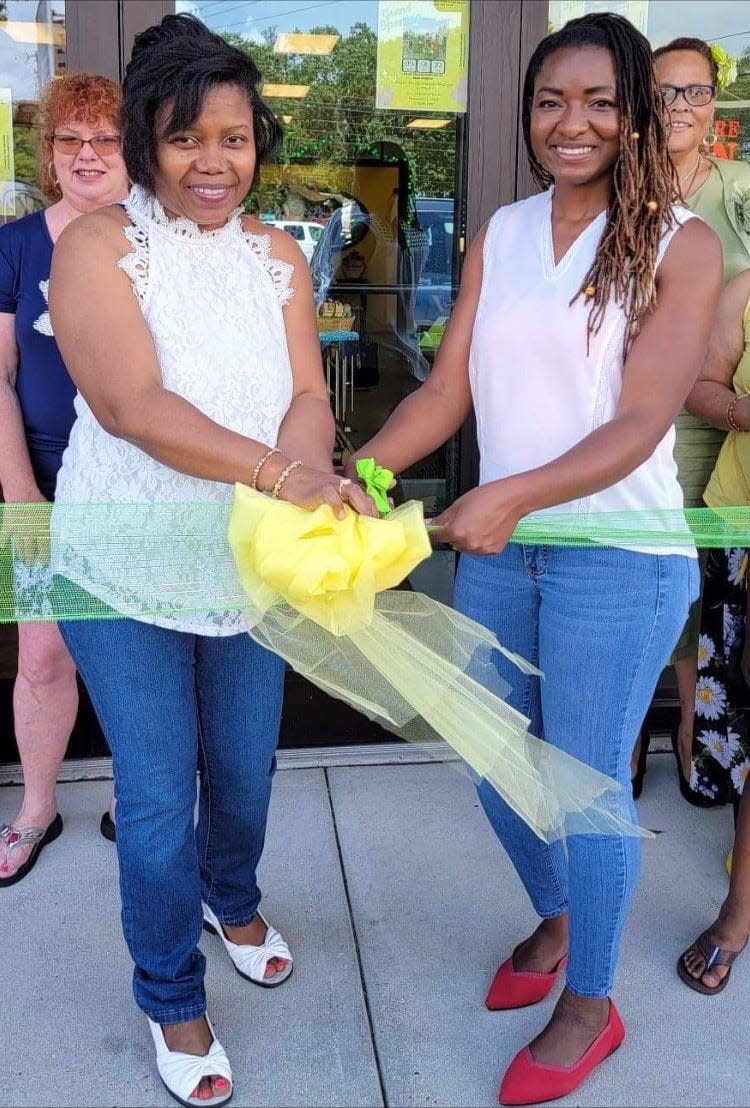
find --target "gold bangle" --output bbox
[727,395,743,433]
[271,459,303,499]
[251,446,280,490]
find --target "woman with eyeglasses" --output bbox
[631,38,750,802]
[0,74,128,886]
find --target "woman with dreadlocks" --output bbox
[348,12,721,1104]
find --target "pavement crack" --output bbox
[324,766,389,1108]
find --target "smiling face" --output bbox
[654,50,716,160]
[52,117,129,212]
[153,83,257,229]
[529,45,620,190]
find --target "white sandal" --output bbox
[202,902,293,988]
[148,1015,233,1108]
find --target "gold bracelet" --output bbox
[727,395,744,433]
[271,459,303,499]
[250,447,280,490]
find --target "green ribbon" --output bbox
[4,500,750,626]
[355,457,394,516]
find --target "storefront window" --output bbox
[177,0,469,604]
[549,1,750,163]
[0,0,66,222]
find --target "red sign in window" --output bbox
[708,118,741,160]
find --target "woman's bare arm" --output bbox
[685,269,750,431]
[256,222,335,473]
[346,225,485,476]
[0,313,43,501]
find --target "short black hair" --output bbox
[122,12,282,191]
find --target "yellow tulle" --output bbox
[228,484,431,634]
[228,486,648,843]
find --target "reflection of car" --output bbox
[413,197,454,330]
[309,195,455,379]
[0,180,45,225]
[272,219,323,262]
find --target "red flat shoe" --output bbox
[485,944,568,1010]
[498,1000,625,1105]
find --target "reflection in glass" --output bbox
[0,0,66,223]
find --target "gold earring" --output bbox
[703,124,718,148]
[47,161,59,187]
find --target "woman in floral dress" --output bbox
[679,268,750,991]
[686,268,750,814]
[692,550,750,808]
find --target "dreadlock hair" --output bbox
[522,12,678,355]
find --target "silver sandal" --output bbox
[0,813,63,888]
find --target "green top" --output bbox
[674,157,750,507]
[689,158,750,281]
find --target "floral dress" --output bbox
[691,547,750,812]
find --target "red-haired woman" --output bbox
[0,74,129,885]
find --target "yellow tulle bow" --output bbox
[227,486,647,844]
[228,484,431,636]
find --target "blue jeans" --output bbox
[454,544,698,997]
[59,615,285,1023]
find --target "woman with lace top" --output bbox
[47,15,373,1107]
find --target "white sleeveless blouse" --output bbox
[470,189,696,555]
[53,185,295,634]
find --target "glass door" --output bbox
[177,0,472,745]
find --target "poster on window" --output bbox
[0,88,15,219]
[548,0,649,35]
[376,1,469,113]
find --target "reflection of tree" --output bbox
[13,123,38,187]
[226,22,457,211]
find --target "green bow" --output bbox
[355,457,394,516]
[709,43,737,92]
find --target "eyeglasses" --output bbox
[52,133,122,156]
[660,83,716,107]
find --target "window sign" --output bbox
[0,88,14,219]
[549,1,649,35]
[376,1,469,113]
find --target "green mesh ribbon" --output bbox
[2,499,750,625]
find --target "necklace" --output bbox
[678,153,704,196]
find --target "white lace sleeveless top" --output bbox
[470,189,697,556]
[53,185,295,634]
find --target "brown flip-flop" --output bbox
[677,929,748,995]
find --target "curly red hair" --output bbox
[37,73,123,200]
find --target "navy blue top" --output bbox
[0,210,77,499]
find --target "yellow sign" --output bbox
[548,1,649,35]
[376,1,469,113]
[0,88,14,218]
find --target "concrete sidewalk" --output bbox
[1,750,746,1108]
